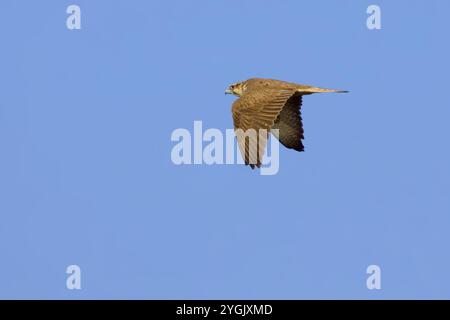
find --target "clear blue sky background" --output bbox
[0,0,449,299]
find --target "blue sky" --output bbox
[0,0,449,299]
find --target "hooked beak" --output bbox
[225,88,233,95]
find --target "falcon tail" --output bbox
[299,87,349,94]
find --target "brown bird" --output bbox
[225,78,348,169]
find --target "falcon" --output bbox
[225,78,348,169]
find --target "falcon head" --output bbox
[225,82,246,97]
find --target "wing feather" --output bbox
[271,95,304,152]
[232,88,296,168]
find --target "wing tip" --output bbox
[248,163,262,169]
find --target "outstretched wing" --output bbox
[271,94,304,152]
[231,88,296,168]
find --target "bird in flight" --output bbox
[225,78,348,169]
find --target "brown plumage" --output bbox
[225,78,348,169]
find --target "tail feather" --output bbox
[299,86,349,94]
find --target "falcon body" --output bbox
[225,78,348,169]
